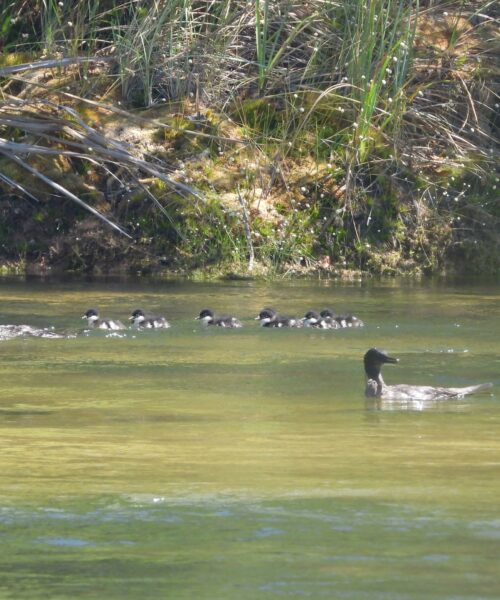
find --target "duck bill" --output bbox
[384,354,399,364]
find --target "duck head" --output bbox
[255,307,277,324]
[364,348,399,380]
[130,308,146,323]
[196,308,215,323]
[82,308,99,322]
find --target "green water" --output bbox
[0,276,499,599]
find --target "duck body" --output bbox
[366,381,493,401]
[196,308,242,328]
[302,310,332,329]
[317,310,341,329]
[130,309,170,329]
[364,348,492,401]
[82,308,126,331]
[256,307,301,328]
[321,308,364,328]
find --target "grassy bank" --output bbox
[0,0,498,277]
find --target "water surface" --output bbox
[0,276,498,598]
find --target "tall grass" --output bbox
[112,0,186,107]
[1,0,497,273]
[342,0,419,163]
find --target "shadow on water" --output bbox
[0,408,53,417]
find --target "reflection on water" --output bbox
[0,276,498,598]
[364,396,475,412]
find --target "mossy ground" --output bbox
[0,95,497,278]
[0,2,498,278]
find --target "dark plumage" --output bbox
[320,308,364,328]
[196,308,242,328]
[302,310,332,329]
[255,307,301,328]
[364,348,492,400]
[129,308,170,329]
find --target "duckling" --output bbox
[129,308,170,329]
[301,310,332,329]
[195,308,242,328]
[255,307,302,328]
[320,308,364,328]
[82,308,125,330]
[364,347,493,400]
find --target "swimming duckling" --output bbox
[129,309,170,329]
[364,347,493,401]
[82,308,126,330]
[320,308,364,328]
[255,307,302,328]
[195,308,242,328]
[302,310,332,329]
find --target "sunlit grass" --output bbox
[0,0,497,276]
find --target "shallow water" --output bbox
[0,276,499,599]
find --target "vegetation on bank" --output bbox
[0,0,498,277]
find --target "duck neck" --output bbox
[365,361,385,397]
[375,373,385,396]
[366,375,384,396]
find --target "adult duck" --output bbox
[364,347,492,400]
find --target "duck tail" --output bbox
[462,382,493,396]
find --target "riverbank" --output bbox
[0,1,498,277]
